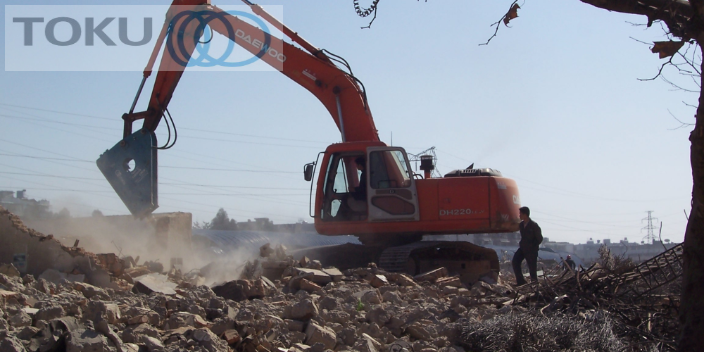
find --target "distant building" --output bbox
[0,190,51,219]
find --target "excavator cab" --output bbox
[309,142,422,239]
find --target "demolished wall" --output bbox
[0,206,112,286]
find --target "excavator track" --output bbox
[378,240,500,283]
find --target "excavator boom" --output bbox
[98,0,379,216]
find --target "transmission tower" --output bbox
[641,211,659,244]
[408,147,442,178]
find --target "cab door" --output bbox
[366,147,420,222]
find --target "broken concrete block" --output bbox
[406,322,432,341]
[74,282,110,300]
[66,329,113,352]
[222,329,241,345]
[392,273,418,287]
[192,328,228,352]
[414,267,448,283]
[321,268,343,282]
[8,310,32,328]
[138,335,164,352]
[285,299,318,320]
[211,280,265,302]
[309,260,323,270]
[437,276,462,288]
[35,305,65,322]
[304,322,336,350]
[294,268,332,285]
[354,290,382,305]
[369,275,388,288]
[365,307,391,326]
[85,301,121,324]
[16,326,41,340]
[122,324,159,344]
[132,273,177,295]
[299,279,322,293]
[0,336,26,352]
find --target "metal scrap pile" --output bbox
[479,244,683,351]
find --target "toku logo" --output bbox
[13,17,153,47]
[164,9,285,68]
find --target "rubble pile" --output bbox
[0,208,683,351]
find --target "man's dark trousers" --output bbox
[512,248,538,285]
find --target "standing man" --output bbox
[564,255,576,271]
[512,206,543,285]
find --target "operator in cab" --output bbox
[345,156,368,215]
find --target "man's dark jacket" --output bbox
[519,220,543,253]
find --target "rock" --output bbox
[0,336,26,352]
[74,282,110,300]
[286,299,318,320]
[85,301,121,324]
[8,310,32,328]
[222,329,241,345]
[138,335,164,352]
[211,279,267,301]
[414,268,448,283]
[407,322,432,340]
[35,305,65,322]
[365,307,391,326]
[208,317,234,336]
[299,279,322,293]
[191,328,228,352]
[369,275,388,288]
[66,329,112,352]
[393,273,418,287]
[304,322,336,350]
[361,333,382,352]
[354,290,382,305]
[442,286,458,295]
[382,291,402,304]
[16,326,41,340]
[436,277,462,288]
[339,327,356,346]
[318,296,337,311]
[122,324,159,344]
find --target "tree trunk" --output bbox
[678,46,704,351]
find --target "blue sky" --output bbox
[0,0,694,244]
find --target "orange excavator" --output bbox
[97,0,522,282]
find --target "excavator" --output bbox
[97,0,522,282]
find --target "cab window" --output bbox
[369,150,411,189]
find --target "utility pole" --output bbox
[641,211,658,244]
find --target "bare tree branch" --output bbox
[480,0,519,46]
[668,109,695,130]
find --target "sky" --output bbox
[0,0,695,245]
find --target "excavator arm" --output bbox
[98,0,379,216]
[126,0,379,142]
